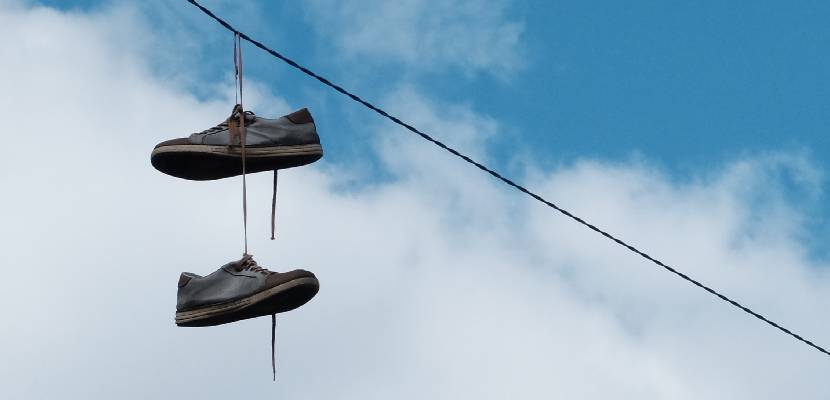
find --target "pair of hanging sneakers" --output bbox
[151,105,322,329]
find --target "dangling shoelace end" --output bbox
[271,313,277,381]
[270,170,278,240]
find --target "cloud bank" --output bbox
[1,2,829,399]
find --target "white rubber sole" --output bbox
[152,143,323,158]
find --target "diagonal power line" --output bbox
[185,0,829,358]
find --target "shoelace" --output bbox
[234,253,278,381]
[234,253,275,274]
[231,33,279,381]
[227,106,280,246]
[197,110,256,136]
[230,33,279,245]
[229,104,250,253]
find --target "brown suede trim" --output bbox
[285,108,313,124]
[265,269,315,289]
[154,137,190,149]
[178,274,192,288]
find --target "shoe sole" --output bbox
[151,143,323,180]
[175,276,319,327]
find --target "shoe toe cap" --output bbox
[266,269,317,288]
[154,137,190,149]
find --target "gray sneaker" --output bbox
[175,254,319,327]
[152,105,323,180]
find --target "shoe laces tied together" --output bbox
[230,35,279,381]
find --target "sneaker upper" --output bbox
[157,107,320,149]
[176,255,315,311]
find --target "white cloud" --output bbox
[1,2,829,399]
[304,0,524,76]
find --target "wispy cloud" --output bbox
[304,0,525,77]
[2,2,829,399]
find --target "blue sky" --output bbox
[43,0,830,167]
[4,0,830,398]
[44,0,830,254]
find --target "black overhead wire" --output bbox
[185,0,830,358]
